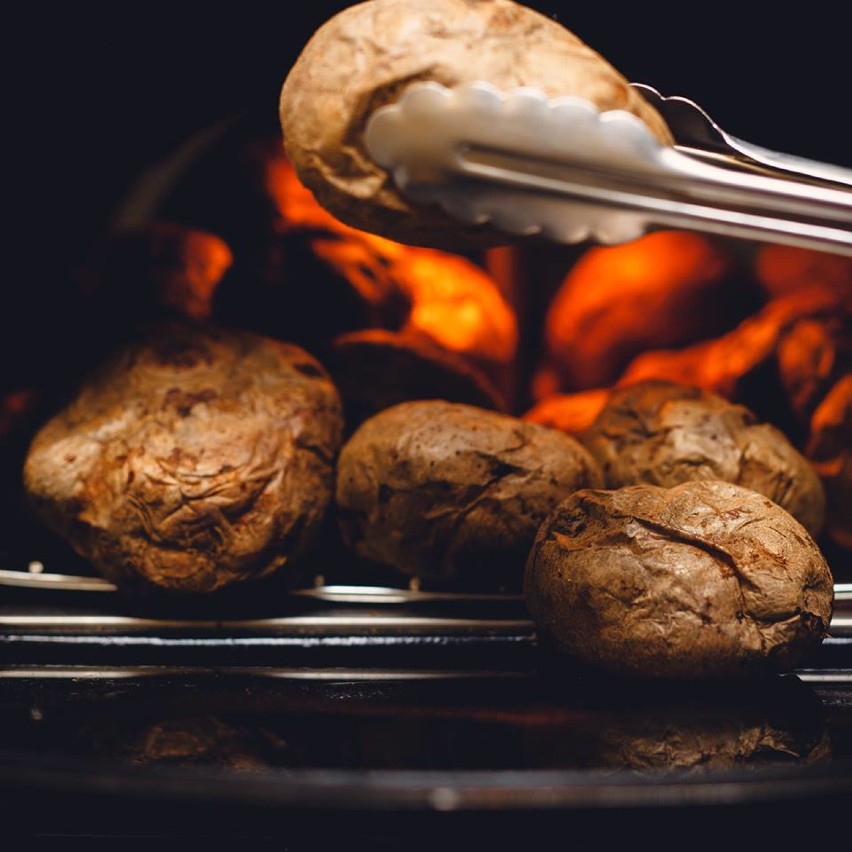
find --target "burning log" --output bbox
[616,285,847,442]
[754,244,852,301]
[251,143,519,397]
[539,230,759,394]
[85,222,233,324]
[776,311,851,425]
[129,127,519,408]
[522,388,611,437]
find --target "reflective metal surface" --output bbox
[365,81,852,257]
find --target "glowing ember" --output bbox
[617,286,844,407]
[0,389,38,439]
[89,223,233,322]
[523,388,611,436]
[541,230,752,393]
[262,148,518,395]
[755,244,852,301]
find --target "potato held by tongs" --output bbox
[280,0,852,256]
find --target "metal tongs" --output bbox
[364,81,852,256]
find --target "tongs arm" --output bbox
[632,83,852,189]
[365,82,852,256]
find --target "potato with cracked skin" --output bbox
[335,399,603,588]
[22,321,344,593]
[279,0,673,249]
[524,480,834,680]
[582,379,826,538]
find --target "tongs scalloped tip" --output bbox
[365,80,852,257]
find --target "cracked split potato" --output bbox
[524,479,834,679]
[334,399,603,588]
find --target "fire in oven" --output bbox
[2,0,851,840]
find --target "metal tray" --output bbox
[2,556,852,845]
[1,663,851,845]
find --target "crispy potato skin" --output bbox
[524,480,834,680]
[582,380,826,538]
[22,322,343,593]
[279,0,673,248]
[335,399,603,587]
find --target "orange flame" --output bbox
[542,230,741,392]
[755,245,852,302]
[264,150,518,369]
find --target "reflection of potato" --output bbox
[116,717,273,772]
[279,0,672,249]
[523,677,830,772]
[524,480,834,679]
[582,380,825,537]
[335,399,602,588]
[593,710,831,773]
[23,322,343,593]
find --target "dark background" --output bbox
[5,1,850,388]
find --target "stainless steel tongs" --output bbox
[364,81,852,256]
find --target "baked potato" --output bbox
[279,0,672,249]
[582,379,826,537]
[335,398,603,588]
[23,321,343,593]
[524,479,834,679]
